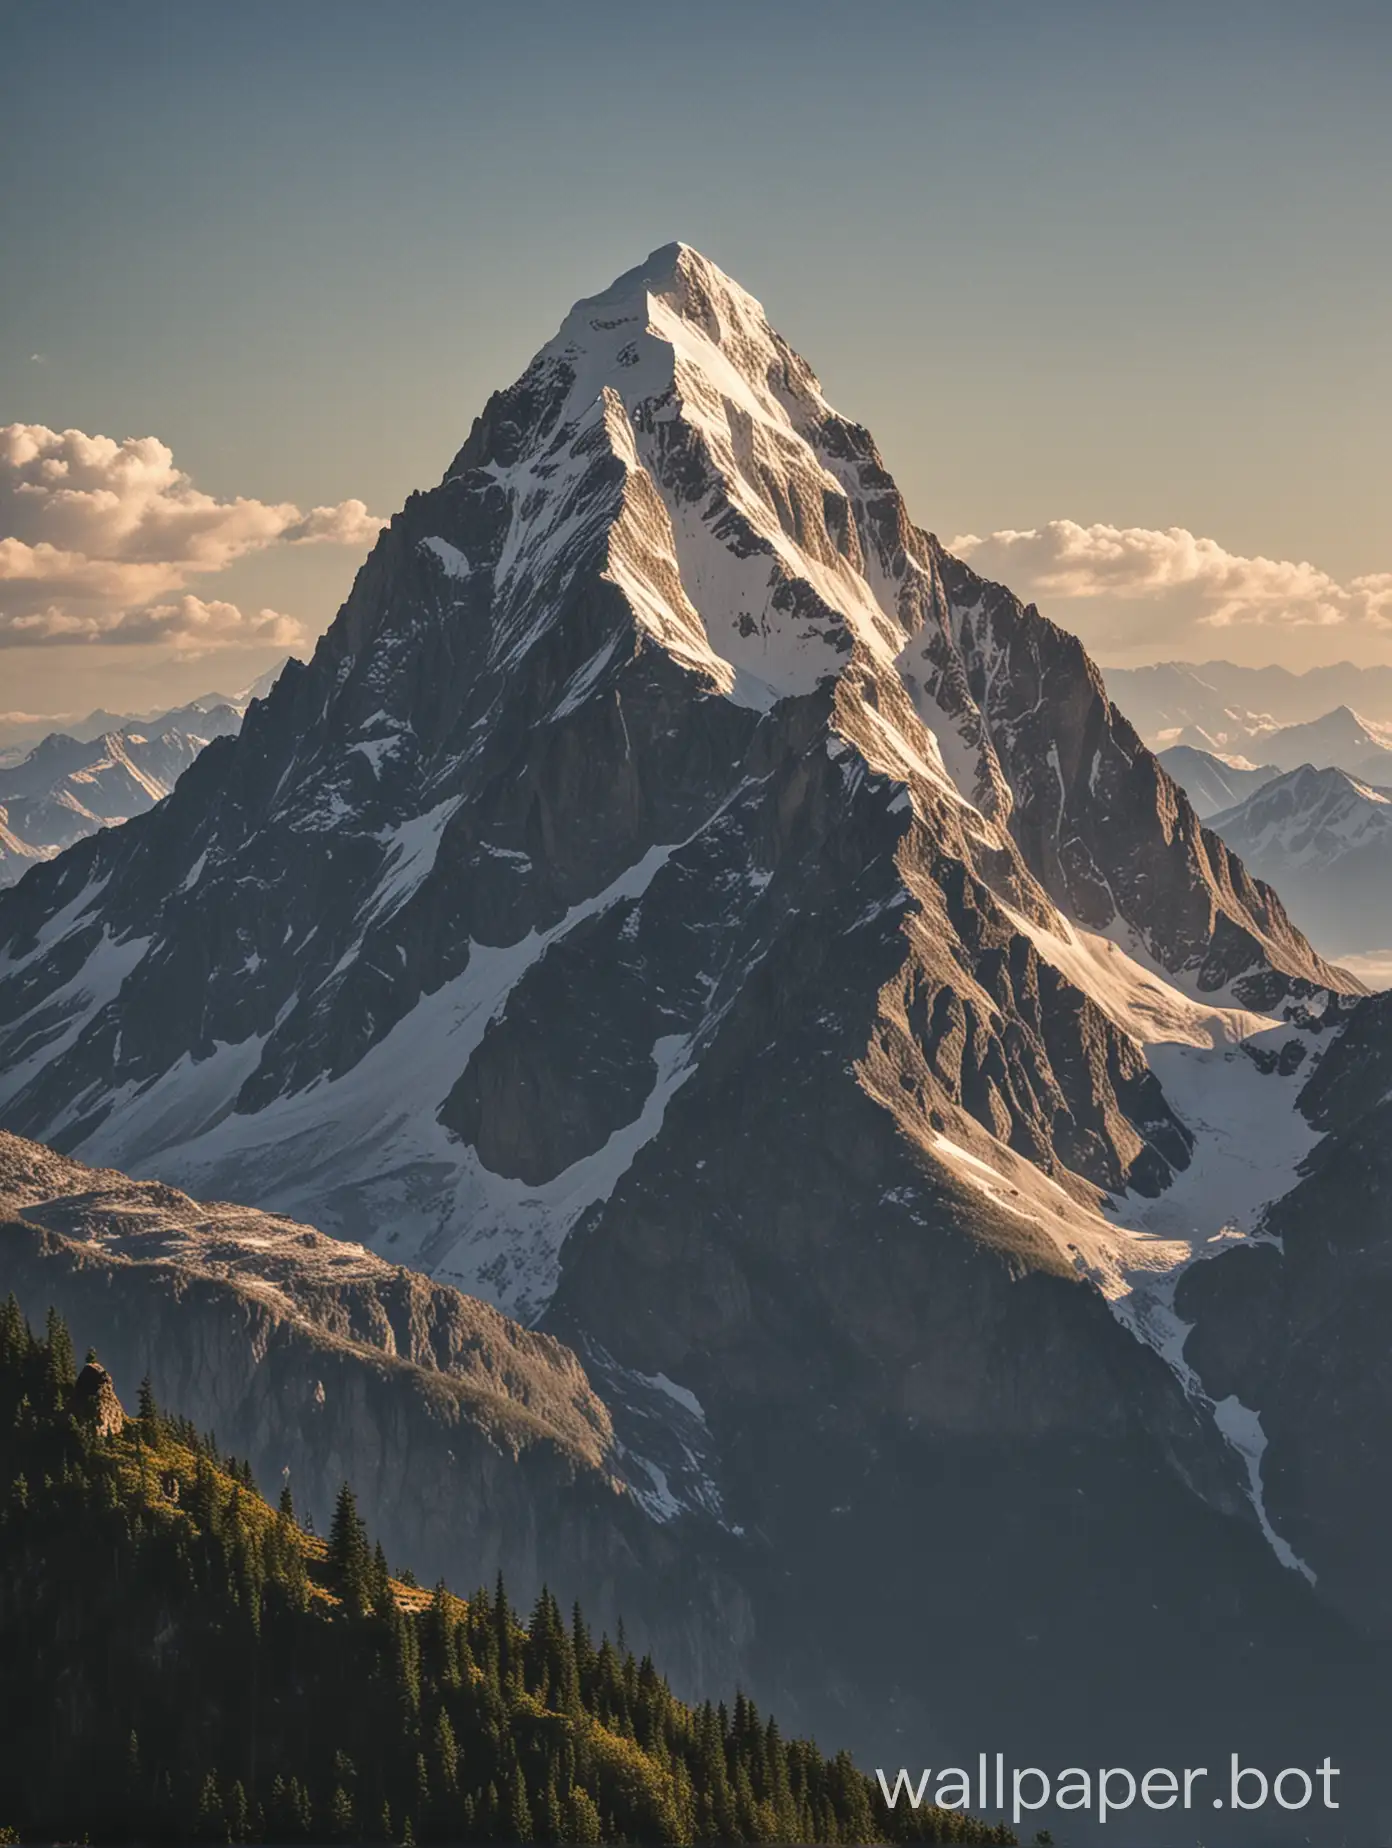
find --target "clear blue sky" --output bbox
[3,0,1389,711]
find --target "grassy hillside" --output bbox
[0,1296,1013,1845]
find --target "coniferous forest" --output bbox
[0,1298,1015,1845]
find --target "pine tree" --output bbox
[371,1538,392,1614]
[508,1765,534,1845]
[0,1294,26,1368]
[195,1770,225,1844]
[42,1306,75,1407]
[328,1784,354,1842]
[493,1568,513,1682]
[542,1773,562,1843]
[566,1785,603,1844]
[392,1608,422,1718]
[227,1779,250,1843]
[432,1708,458,1794]
[328,1480,371,1613]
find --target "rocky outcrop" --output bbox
[71,1359,124,1438]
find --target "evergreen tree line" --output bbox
[0,1298,1015,1845]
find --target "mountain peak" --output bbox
[1286,703,1367,734]
[564,240,766,329]
[531,238,828,453]
[576,239,703,304]
[440,239,874,713]
[0,250,1353,1322]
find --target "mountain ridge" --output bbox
[0,1126,745,1690]
[1105,659,1392,740]
[1156,744,1279,819]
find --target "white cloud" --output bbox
[282,499,384,547]
[948,521,1386,650]
[3,593,304,652]
[1353,573,1392,628]
[0,424,386,649]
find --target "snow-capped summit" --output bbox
[430,239,902,709]
[1207,763,1392,957]
[1212,762,1392,866]
[0,240,1349,1304]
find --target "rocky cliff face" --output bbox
[0,245,1384,1831]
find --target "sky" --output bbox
[2,0,1389,719]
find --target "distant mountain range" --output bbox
[1154,713,1392,983]
[0,662,287,757]
[1107,659,1392,742]
[1162,706,1392,783]
[0,664,288,886]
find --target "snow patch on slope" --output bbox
[73,846,698,1322]
[419,535,472,578]
[580,1345,727,1528]
[999,904,1280,1049]
[1212,1395,1315,1581]
[365,797,461,922]
[0,925,149,1120]
[930,1132,1191,1308]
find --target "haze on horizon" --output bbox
[2,0,1388,718]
